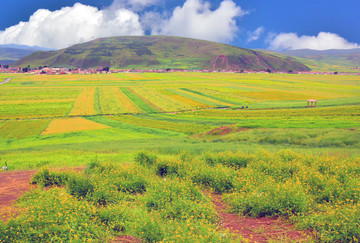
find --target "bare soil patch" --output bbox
[111,235,141,243]
[0,170,36,221]
[206,126,251,136]
[211,193,311,242]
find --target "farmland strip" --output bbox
[180,88,236,106]
[0,98,75,105]
[161,89,207,108]
[110,115,212,134]
[41,117,110,135]
[0,120,49,139]
[69,87,96,116]
[133,87,190,112]
[98,87,127,114]
[175,89,225,107]
[127,88,164,112]
[119,87,158,113]
[94,87,102,114]
[113,87,143,114]
[0,102,73,119]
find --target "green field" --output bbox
[0,72,360,242]
[0,72,359,169]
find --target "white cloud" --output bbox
[151,0,247,43]
[247,26,264,43]
[0,3,144,49]
[0,0,247,49]
[269,32,360,50]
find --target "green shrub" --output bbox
[202,151,253,168]
[143,178,216,222]
[87,180,119,205]
[67,175,94,199]
[31,169,69,187]
[190,163,236,194]
[114,174,147,194]
[162,220,232,242]
[179,150,193,162]
[342,177,360,204]
[225,179,309,217]
[0,188,107,242]
[97,204,130,233]
[85,160,113,174]
[135,151,157,166]
[154,158,182,177]
[132,214,163,242]
[111,164,149,194]
[298,203,360,242]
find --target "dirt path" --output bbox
[0,78,12,85]
[211,193,310,242]
[0,170,36,221]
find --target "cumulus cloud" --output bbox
[151,0,247,43]
[0,3,144,49]
[247,27,264,43]
[269,32,360,50]
[0,0,247,49]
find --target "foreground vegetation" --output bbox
[1,150,359,242]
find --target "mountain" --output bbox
[0,44,52,65]
[280,48,360,68]
[14,36,310,72]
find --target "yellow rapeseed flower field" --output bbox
[41,117,110,135]
[112,87,142,113]
[159,89,207,108]
[69,87,96,116]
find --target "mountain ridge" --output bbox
[0,44,53,65]
[14,36,310,72]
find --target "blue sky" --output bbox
[0,0,359,50]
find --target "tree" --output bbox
[102,67,110,72]
[266,69,272,73]
[22,67,29,73]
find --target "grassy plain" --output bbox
[0,72,359,242]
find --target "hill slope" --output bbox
[14,36,310,71]
[281,49,360,69]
